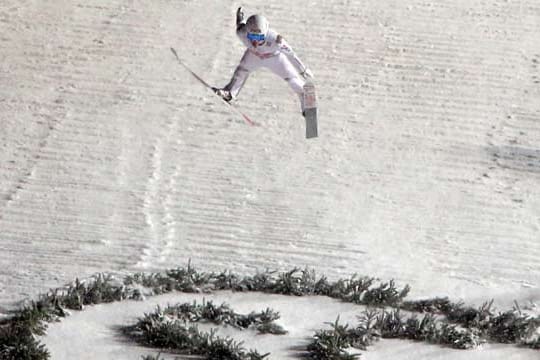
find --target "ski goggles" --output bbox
[247,32,265,42]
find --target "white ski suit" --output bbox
[224,20,311,111]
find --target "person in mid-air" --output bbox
[213,7,314,116]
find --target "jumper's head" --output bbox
[246,15,269,47]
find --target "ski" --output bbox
[170,47,258,126]
[303,78,318,138]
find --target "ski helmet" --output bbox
[246,15,269,37]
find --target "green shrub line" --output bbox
[402,298,540,349]
[122,301,280,360]
[306,311,480,359]
[0,264,538,359]
[1,273,128,360]
[140,354,164,360]
[306,301,540,359]
[123,299,287,337]
[127,321,268,360]
[124,266,411,307]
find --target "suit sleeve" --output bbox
[277,35,308,74]
[236,23,247,42]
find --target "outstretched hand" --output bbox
[301,68,314,79]
[236,7,245,25]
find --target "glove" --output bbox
[236,7,245,26]
[300,68,314,79]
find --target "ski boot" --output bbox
[212,87,233,103]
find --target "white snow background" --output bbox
[0,0,539,359]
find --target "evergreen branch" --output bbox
[122,314,269,360]
[151,300,287,335]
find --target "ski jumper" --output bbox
[224,21,310,111]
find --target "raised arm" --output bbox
[236,7,246,32]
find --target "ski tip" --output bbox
[242,114,259,127]
[171,47,180,61]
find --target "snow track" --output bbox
[1,0,539,337]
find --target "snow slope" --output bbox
[0,0,539,358]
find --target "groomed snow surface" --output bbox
[1,0,539,359]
